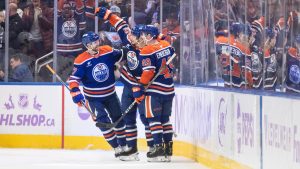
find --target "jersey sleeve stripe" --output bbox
[83,83,115,90]
[83,87,115,95]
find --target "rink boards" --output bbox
[0,84,300,169]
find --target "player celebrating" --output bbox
[263,28,278,90]
[216,22,253,89]
[95,7,155,161]
[136,25,176,162]
[67,31,126,159]
[285,34,300,93]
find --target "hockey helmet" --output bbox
[82,31,100,48]
[230,22,251,37]
[131,24,144,38]
[141,25,159,38]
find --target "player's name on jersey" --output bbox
[221,45,243,56]
[156,49,171,59]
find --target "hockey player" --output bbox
[136,25,175,162]
[264,28,278,90]
[216,22,253,88]
[285,34,300,93]
[250,16,264,89]
[67,31,127,158]
[95,7,154,161]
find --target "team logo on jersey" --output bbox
[267,54,277,72]
[289,65,300,84]
[92,63,109,82]
[251,53,262,72]
[127,51,139,70]
[62,20,77,38]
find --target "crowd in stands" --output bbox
[0,0,180,82]
[1,0,299,95]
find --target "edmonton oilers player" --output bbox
[95,7,155,161]
[67,31,127,158]
[137,25,176,162]
[216,22,253,88]
[286,34,300,93]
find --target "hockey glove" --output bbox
[95,7,111,20]
[132,85,145,104]
[70,87,85,106]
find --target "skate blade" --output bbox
[119,153,140,161]
[147,156,168,162]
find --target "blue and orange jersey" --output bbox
[250,17,264,89]
[107,14,145,88]
[139,40,175,97]
[68,45,124,100]
[57,0,86,56]
[263,48,278,90]
[216,35,253,88]
[286,47,300,93]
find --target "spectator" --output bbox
[0,10,4,61]
[57,0,85,57]
[84,0,96,32]
[128,0,149,27]
[162,12,180,82]
[0,3,24,50]
[0,54,33,82]
[22,0,54,58]
[56,0,86,81]
[246,0,260,24]
[113,0,130,18]
[162,12,180,45]
[9,0,23,17]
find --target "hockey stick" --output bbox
[95,53,177,128]
[46,65,97,121]
[46,65,115,127]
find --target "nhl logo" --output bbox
[127,51,139,70]
[62,20,77,38]
[18,94,29,109]
[92,63,109,82]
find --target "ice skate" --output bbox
[147,144,166,162]
[114,146,126,158]
[164,141,173,162]
[119,146,139,161]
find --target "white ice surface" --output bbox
[0,148,208,169]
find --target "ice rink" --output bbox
[0,148,208,169]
